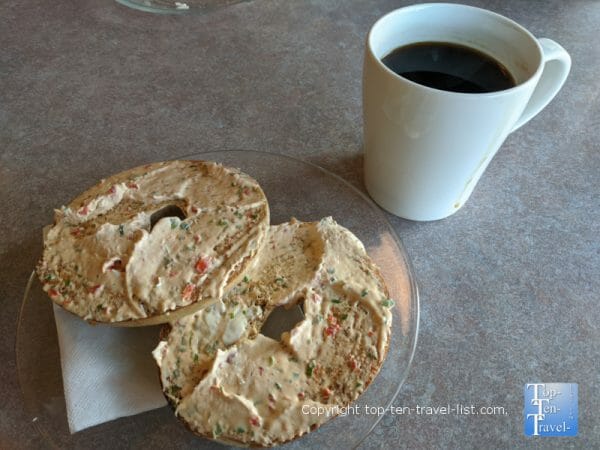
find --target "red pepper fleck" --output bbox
[194,234,202,244]
[258,366,264,376]
[297,392,305,400]
[126,182,139,189]
[268,393,276,402]
[70,228,82,237]
[312,293,321,303]
[243,187,250,196]
[191,205,198,213]
[348,358,358,370]
[324,325,340,337]
[78,205,89,215]
[169,270,179,278]
[88,284,102,294]
[62,298,72,306]
[195,257,210,274]
[321,388,332,399]
[108,260,124,272]
[182,283,195,300]
[249,416,260,427]
[324,314,340,337]
[367,330,374,337]
[48,288,59,298]
[108,185,116,194]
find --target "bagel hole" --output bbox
[150,205,187,231]
[260,300,305,341]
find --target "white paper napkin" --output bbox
[53,305,168,433]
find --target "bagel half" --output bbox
[37,160,269,326]
[153,218,393,446]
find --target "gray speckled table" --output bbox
[1,0,598,448]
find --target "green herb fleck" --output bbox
[268,356,275,366]
[180,222,190,231]
[341,313,348,321]
[217,219,228,227]
[169,385,182,396]
[306,360,315,378]
[64,279,71,287]
[96,304,104,311]
[381,299,395,308]
[331,298,341,304]
[361,289,369,297]
[292,372,300,379]
[170,218,179,229]
[243,275,249,283]
[274,382,282,390]
[214,423,223,436]
[236,427,245,434]
[204,342,218,356]
[118,224,124,236]
[193,353,199,362]
[355,382,362,388]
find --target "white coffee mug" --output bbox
[363,3,571,221]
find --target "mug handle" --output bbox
[510,38,571,132]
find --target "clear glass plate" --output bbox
[16,150,419,449]
[115,0,249,15]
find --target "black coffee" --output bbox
[382,41,516,93]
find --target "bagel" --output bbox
[36,160,269,326]
[153,217,393,446]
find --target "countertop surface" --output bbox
[1,0,598,448]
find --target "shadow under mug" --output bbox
[363,3,571,221]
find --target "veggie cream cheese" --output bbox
[154,218,393,446]
[37,160,269,325]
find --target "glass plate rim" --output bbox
[114,0,250,15]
